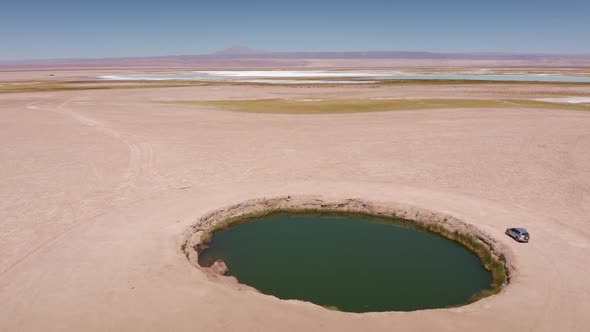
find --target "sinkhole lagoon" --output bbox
[198,212,493,312]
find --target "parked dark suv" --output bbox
[506,228,530,243]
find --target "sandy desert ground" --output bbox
[1,69,590,331]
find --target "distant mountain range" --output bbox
[2,46,590,69]
[207,46,590,61]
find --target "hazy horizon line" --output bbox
[3,46,590,64]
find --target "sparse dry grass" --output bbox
[168,98,590,114]
[0,80,211,93]
[3,78,590,94]
[373,79,590,86]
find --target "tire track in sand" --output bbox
[27,98,162,194]
[0,99,161,277]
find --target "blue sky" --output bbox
[1,0,589,60]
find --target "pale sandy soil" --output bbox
[1,71,590,331]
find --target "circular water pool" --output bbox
[198,212,493,312]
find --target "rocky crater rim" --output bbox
[181,195,513,307]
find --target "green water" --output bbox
[198,212,492,312]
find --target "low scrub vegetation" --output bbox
[172,98,590,114]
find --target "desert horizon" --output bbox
[3,45,590,70]
[2,1,590,331]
